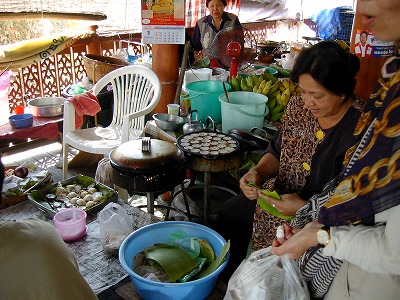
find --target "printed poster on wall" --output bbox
[141,0,185,44]
[353,29,394,58]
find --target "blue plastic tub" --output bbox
[119,221,229,300]
[8,113,33,129]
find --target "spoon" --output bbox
[222,82,230,103]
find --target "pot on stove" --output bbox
[109,138,187,193]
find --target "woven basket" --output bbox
[83,54,130,83]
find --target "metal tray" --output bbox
[27,174,117,217]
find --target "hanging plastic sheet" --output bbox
[0,33,84,69]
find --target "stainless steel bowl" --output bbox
[28,97,67,117]
[152,113,184,131]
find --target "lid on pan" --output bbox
[177,130,241,158]
[109,138,186,173]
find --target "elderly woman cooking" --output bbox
[191,0,241,67]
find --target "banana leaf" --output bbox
[248,182,293,221]
[195,240,230,279]
[177,257,208,283]
[144,244,199,282]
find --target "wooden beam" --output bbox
[0,11,107,21]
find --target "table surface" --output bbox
[0,115,62,140]
[0,200,160,295]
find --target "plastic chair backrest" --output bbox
[92,65,161,134]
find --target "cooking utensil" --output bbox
[109,138,186,193]
[183,110,205,134]
[222,82,230,103]
[28,97,67,117]
[0,63,12,77]
[177,130,241,160]
[227,127,274,150]
[152,113,184,131]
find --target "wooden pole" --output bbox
[174,41,191,104]
[152,44,179,114]
[350,5,390,101]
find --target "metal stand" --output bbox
[137,182,194,222]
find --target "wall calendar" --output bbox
[141,0,185,44]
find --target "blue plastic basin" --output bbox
[119,221,229,300]
[9,113,33,129]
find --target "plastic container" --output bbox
[219,91,269,133]
[119,221,229,300]
[183,68,212,88]
[0,70,13,92]
[184,80,231,124]
[0,91,10,125]
[53,208,87,242]
[8,113,33,129]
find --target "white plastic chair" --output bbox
[62,65,161,180]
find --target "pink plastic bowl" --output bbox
[53,208,87,242]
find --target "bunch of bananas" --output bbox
[229,72,300,122]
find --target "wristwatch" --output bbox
[316,226,330,247]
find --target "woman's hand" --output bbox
[271,222,323,259]
[239,153,280,200]
[239,169,261,200]
[257,193,307,216]
[194,51,203,63]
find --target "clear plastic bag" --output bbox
[168,192,202,222]
[97,202,133,255]
[224,247,310,300]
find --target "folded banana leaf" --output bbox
[248,182,293,221]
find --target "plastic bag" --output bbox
[168,193,202,222]
[167,181,202,222]
[224,247,310,300]
[97,202,133,255]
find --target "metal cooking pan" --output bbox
[176,130,242,160]
[28,97,67,117]
[227,128,275,150]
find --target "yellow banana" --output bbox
[276,92,283,106]
[259,79,267,90]
[253,84,260,93]
[282,79,290,90]
[267,86,279,97]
